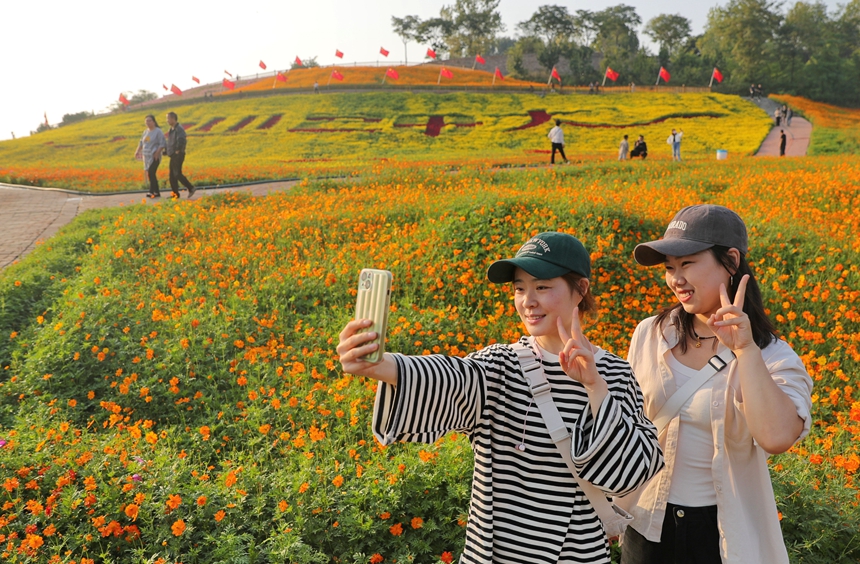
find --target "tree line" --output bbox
[393,0,860,106]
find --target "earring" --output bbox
[730,275,734,287]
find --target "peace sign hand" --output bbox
[556,309,603,389]
[707,274,756,352]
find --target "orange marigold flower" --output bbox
[379,511,391,520]
[441,552,454,564]
[370,554,384,564]
[332,475,344,488]
[197,496,207,507]
[278,500,289,512]
[171,519,186,536]
[389,522,403,536]
[225,471,237,488]
[214,510,226,522]
[298,482,309,493]
[809,454,824,465]
[411,516,423,529]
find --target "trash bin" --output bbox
[716,150,728,160]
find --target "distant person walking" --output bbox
[313,81,319,94]
[165,112,196,199]
[619,135,629,160]
[774,108,781,126]
[780,129,787,157]
[667,129,683,162]
[631,135,648,159]
[134,114,166,198]
[547,119,569,164]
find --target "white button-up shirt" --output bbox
[624,313,812,563]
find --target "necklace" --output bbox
[691,327,717,348]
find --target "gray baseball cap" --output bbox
[487,232,591,282]
[634,204,748,266]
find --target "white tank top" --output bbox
[666,351,718,506]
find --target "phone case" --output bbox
[354,269,392,363]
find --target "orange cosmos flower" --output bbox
[389,523,403,536]
[171,519,186,536]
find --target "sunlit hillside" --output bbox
[0,91,771,192]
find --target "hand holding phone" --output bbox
[354,269,392,363]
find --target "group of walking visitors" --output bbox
[134,112,196,198]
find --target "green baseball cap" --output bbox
[487,232,591,283]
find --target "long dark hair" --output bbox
[654,245,777,353]
[145,114,160,128]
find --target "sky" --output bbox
[0,0,846,142]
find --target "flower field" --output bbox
[227,65,543,93]
[771,94,860,156]
[0,92,771,192]
[0,155,858,563]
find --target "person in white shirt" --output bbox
[619,135,630,160]
[620,204,812,564]
[666,129,683,161]
[547,119,569,164]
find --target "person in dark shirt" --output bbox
[779,130,787,157]
[165,112,196,198]
[631,135,648,159]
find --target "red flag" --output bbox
[426,48,437,59]
[551,67,561,82]
[475,54,486,65]
[494,67,504,80]
[223,78,235,90]
[224,70,233,77]
[440,67,453,79]
[192,76,200,84]
[276,72,287,82]
[659,66,671,82]
[295,56,303,66]
[386,68,399,80]
[162,84,168,91]
[712,68,724,83]
[380,47,389,57]
[259,60,267,70]
[605,67,619,82]
[170,84,183,96]
[335,49,344,59]
[119,93,130,106]
[331,70,344,81]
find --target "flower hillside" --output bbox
[770,94,860,156]
[228,65,543,93]
[0,157,858,563]
[0,92,771,192]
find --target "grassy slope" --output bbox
[0,92,771,192]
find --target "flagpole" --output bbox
[656,74,661,86]
[438,68,442,86]
[492,73,496,86]
[709,71,714,88]
[472,57,477,70]
[602,73,607,87]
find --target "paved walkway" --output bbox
[748,97,812,157]
[0,181,299,270]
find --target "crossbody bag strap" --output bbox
[511,340,631,531]
[650,348,736,435]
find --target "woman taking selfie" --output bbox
[338,232,663,563]
[621,205,813,564]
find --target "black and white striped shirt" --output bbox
[373,337,663,564]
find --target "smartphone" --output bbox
[354,269,392,363]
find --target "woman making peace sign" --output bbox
[621,205,813,564]
[338,232,663,563]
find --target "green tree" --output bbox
[644,14,692,56]
[391,15,422,63]
[700,0,782,87]
[444,0,506,57]
[517,5,578,71]
[592,5,642,78]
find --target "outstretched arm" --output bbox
[337,318,397,385]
